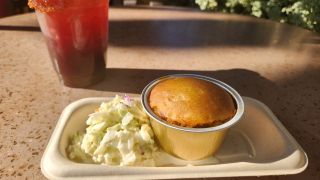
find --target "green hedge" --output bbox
[195,0,320,32]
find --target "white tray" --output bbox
[41,97,308,179]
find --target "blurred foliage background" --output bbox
[1,0,318,32]
[195,0,320,32]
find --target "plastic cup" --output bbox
[34,0,109,87]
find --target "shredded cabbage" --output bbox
[67,95,158,166]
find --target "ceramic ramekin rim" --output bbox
[141,74,245,133]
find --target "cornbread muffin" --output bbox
[149,77,236,128]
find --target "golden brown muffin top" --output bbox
[149,77,236,128]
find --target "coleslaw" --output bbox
[67,95,158,166]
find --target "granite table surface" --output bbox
[0,7,319,180]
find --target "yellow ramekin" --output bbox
[141,74,244,161]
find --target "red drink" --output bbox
[29,0,108,87]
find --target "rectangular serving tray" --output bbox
[41,96,308,179]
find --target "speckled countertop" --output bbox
[0,7,319,180]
